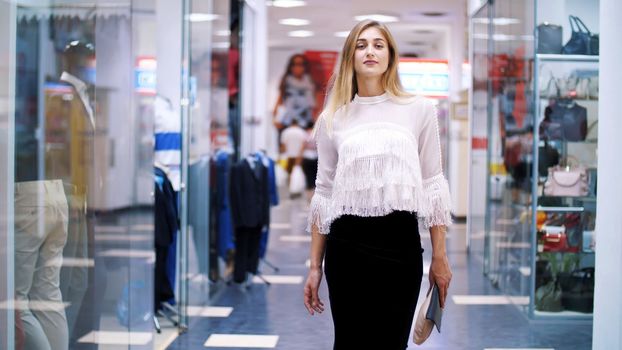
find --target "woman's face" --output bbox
[353,26,389,79]
[291,56,306,78]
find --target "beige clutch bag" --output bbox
[413,284,443,345]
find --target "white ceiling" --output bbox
[268,0,467,58]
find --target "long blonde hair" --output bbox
[319,20,412,133]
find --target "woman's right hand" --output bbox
[303,267,325,315]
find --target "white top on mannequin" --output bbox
[306,92,452,235]
[60,71,95,129]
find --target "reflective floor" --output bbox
[167,194,593,350]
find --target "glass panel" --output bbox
[484,0,535,301]
[180,0,232,324]
[468,3,490,260]
[11,2,155,348]
[1,2,17,349]
[532,0,599,318]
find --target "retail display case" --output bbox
[469,0,599,320]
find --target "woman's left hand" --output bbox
[429,254,452,308]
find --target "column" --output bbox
[0,1,15,348]
[592,0,622,348]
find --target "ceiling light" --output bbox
[186,13,220,22]
[354,14,399,23]
[472,17,521,25]
[216,30,231,36]
[473,33,534,41]
[414,29,434,34]
[279,18,310,26]
[270,0,307,8]
[334,31,350,38]
[288,30,314,38]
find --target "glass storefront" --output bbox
[470,0,599,319]
[6,2,155,348]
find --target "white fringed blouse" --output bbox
[306,92,452,235]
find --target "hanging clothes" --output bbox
[215,150,235,260]
[230,155,271,283]
[154,165,178,311]
[255,151,279,259]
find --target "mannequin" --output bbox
[14,40,95,350]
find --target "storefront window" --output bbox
[470,0,599,319]
[6,2,157,348]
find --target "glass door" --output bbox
[178,0,232,329]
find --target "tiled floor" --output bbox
[167,197,593,350]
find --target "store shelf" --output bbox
[539,97,599,103]
[538,140,598,147]
[537,54,599,62]
[534,309,593,318]
[536,206,584,212]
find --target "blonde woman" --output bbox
[303,20,453,349]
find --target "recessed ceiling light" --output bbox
[421,12,446,17]
[216,30,231,36]
[472,17,521,25]
[186,13,220,22]
[269,0,307,8]
[354,14,399,23]
[279,18,310,26]
[334,31,350,38]
[473,33,534,41]
[288,30,314,38]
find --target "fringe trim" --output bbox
[306,192,332,235]
[418,174,453,228]
[306,125,452,234]
[306,177,452,235]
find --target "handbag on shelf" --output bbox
[537,23,563,54]
[535,259,553,289]
[543,165,589,197]
[541,225,570,252]
[538,142,560,177]
[562,16,599,55]
[559,268,595,313]
[539,108,564,141]
[539,73,561,99]
[546,100,588,141]
[569,69,599,99]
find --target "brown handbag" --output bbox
[543,165,588,197]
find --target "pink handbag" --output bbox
[544,165,588,197]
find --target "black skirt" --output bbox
[324,211,424,350]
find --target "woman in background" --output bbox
[272,54,317,133]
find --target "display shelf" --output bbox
[539,97,598,101]
[534,310,593,318]
[537,54,600,63]
[536,206,584,212]
[538,140,598,146]
[538,195,597,201]
[471,0,599,322]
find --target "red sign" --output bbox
[304,50,338,121]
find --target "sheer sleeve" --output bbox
[306,116,337,234]
[417,100,452,228]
